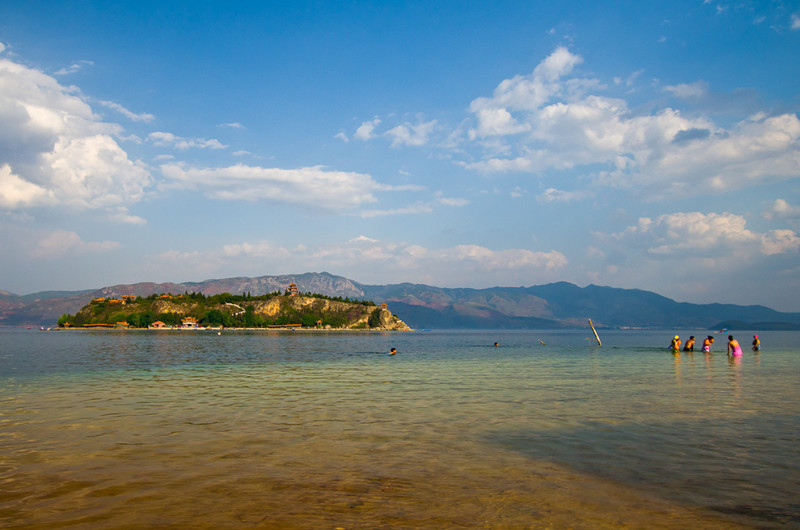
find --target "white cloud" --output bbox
[354,118,381,141]
[221,240,291,259]
[350,235,379,244]
[147,131,227,150]
[108,206,146,225]
[763,199,800,220]
[97,100,155,122]
[0,57,152,210]
[31,229,120,258]
[160,163,381,210]
[467,103,530,138]
[437,196,470,207]
[537,187,594,203]
[760,229,800,255]
[0,42,5,54]
[360,202,434,218]
[467,46,581,140]
[54,60,94,76]
[43,135,151,208]
[334,131,349,142]
[359,191,467,218]
[791,13,800,29]
[605,211,800,258]
[385,119,438,147]
[447,244,567,271]
[458,49,800,198]
[586,211,800,305]
[218,122,244,129]
[664,81,709,98]
[0,164,53,207]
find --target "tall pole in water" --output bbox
[589,319,602,346]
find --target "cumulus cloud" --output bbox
[459,48,800,199]
[148,131,227,150]
[0,164,53,207]
[762,198,800,221]
[354,118,381,141]
[108,206,146,225]
[385,119,438,147]
[605,211,800,258]
[160,163,383,210]
[467,46,581,140]
[0,57,152,210]
[31,229,120,258]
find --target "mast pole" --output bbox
[589,318,602,346]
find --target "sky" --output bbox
[1,1,799,311]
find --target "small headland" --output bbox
[57,289,411,331]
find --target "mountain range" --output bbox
[2,272,799,329]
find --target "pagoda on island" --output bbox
[285,283,300,296]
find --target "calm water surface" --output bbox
[1,328,798,528]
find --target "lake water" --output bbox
[1,328,798,528]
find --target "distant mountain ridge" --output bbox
[2,272,799,329]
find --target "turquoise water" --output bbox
[0,328,798,528]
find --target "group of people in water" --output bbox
[670,334,760,356]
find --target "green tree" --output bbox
[202,309,225,326]
[368,308,383,328]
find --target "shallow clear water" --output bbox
[1,328,798,528]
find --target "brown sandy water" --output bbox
[1,329,797,528]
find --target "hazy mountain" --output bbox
[2,272,798,329]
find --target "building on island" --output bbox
[285,283,299,296]
[149,321,167,329]
[181,317,198,329]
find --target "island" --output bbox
[57,284,411,331]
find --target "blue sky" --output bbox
[1,1,799,311]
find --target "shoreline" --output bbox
[42,326,413,332]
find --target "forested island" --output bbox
[57,286,411,331]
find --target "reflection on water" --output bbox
[0,329,798,528]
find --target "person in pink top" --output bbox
[727,335,743,357]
